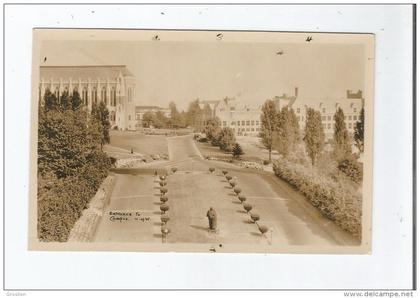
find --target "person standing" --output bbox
[206,207,217,231]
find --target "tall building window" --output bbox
[322,108,326,113]
[242,121,245,126]
[92,87,97,104]
[101,86,107,104]
[251,120,255,125]
[111,87,116,106]
[54,86,59,99]
[237,121,240,126]
[256,121,259,126]
[246,120,250,126]
[82,87,88,105]
[327,116,331,121]
[353,115,357,120]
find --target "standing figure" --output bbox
[206,207,217,231]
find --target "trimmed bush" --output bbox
[161,214,170,224]
[250,213,260,223]
[171,167,177,173]
[273,158,362,239]
[258,225,268,235]
[263,160,270,166]
[238,195,246,203]
[159,175,166,181]
[337,158,363,184]
[160,204,169,214]
[229,181,236,188]
[159,181,167,187]
[243,203,253,213]
[199,137,208,143]
[161,227,170,235]
[209,167,215,173]
[222,170,228,175]
[226,175,232,181]
[160,187,168,195]
[233,187,242,195]
[160,195,168,203]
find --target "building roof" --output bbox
[40,65,134,81]
[135,105,169,110]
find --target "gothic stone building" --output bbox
[39,65,136,130]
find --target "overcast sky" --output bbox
[40,40,365,111]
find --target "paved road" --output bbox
[94,134,358,248]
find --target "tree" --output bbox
[142,111,155,128]
[202,103,213,122]
[154,111,168,128]
[354,108,364,153]
[274,107,300,157]
[186,99,203,131]
[168,101,182,128]
[43,90,59,111]
[71,91,83,111]
[303,108,325,165]
[333,107,352,160]
[232,143,244,158]
[260,100,277,162]
[204,117,222,143]
[218,127,236,152]
[91,101,111,149]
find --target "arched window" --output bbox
[82,87,88,105]
[111,87,116,106]
[91,87,97,104]
[54,86,60,99]
[101,86,107,104]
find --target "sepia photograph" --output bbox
[29,29,373,253]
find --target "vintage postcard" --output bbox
[29,29,374,253]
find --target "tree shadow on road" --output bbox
[236,210,247,214]
[190,224,210,232]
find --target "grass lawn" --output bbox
[195,136,279,163]
[109,130,168,156]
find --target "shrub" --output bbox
[159,181,167,187]
[160,187,168,195]
[161,227,170,235]
[226,175,232,181]
[161,214,170,224]
[171,167,177,173]
[109,156,117,167]
[160,195,168,203]
[222,170,228,175]
[233,187,242,195]
[243,203,252,213]
[229,181,236,188]
[238,195,246,203]
[209,167,215,173]
[160,204,169,214]
[273,158,362,239]
[337,158,363,184]
[232,143,244,158]
[250,213,260,223]
[159,175,166,181]
[199,137,208,143]
[263,160,270,166]
[218,127,236,152]
[258,225,268,235]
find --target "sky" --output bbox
[39,39,365,111]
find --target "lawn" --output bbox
[195,136,279,163]
[109,130,168,156]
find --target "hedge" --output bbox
[273,158,362,239]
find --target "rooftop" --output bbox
[40,65,134,80]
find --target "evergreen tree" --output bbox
[354,108,364,153]
[333,107,352,160]
[71,91,83,111]
[218,127,236,152]
[303,108,325,165]
[204,117,222,143]
[43,90,59,111]
[260,100,277,162]
[142,111,155,128]
[186,99,203,131]
[232,142,244,158]
[91,101,111,149]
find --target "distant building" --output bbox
[199,100,220,117]
[135,105,171,128]
[213,87,364,139]
[293,90,364,139]
[214,97,262,136]
[39,65,136,130]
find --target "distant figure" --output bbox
[206,207,217,231]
